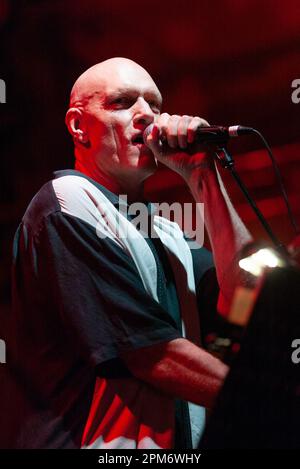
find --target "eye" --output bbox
[111,97,133,109]
[147,98,161,114]
[113,97,125,104]
[148,101,161,113]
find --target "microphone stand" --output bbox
[214,146,288,256]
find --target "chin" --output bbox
[137,152,157,174]
[124,146,157,178]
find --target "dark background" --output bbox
[1,0,300,316]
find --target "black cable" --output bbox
[229,166,288,256]
[215,146,288,255]
[249,128,299,235]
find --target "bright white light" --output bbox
[239,248,284,276]
[252,248,280,268]
[239,258,262,276]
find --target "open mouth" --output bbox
[132,134,144,145]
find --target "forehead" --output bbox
[96,63,161,100]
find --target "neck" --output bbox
[75,160,146,204]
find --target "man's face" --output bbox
[81,62,162,184]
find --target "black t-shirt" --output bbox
[1,170,218,449]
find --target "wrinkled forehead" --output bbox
[70,62,162,107]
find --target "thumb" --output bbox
[144,123,164,157]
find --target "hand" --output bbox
[145,113,216,181]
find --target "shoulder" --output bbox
[22,170,115,236]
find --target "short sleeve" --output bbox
[26,212,181,368]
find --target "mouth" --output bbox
[131,133,145,145]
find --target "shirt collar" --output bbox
[53,169,154,215]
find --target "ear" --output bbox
[65,107,89,144]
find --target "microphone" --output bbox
[143,124,253,146]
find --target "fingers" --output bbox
[145,122,162,154]
[155,113,209,149]
[178,115,192,149]
[158,113,179,148]
[187,116,209,144]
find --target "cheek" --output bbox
[86,117,107,144]
[88,123,116,156]
[110,119,130,147]
[88,112,132,155]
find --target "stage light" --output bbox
[239,247,285,277]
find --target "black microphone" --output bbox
[143,124,253,146]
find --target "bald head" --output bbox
[65,57,161,188]
[69,57,161,109]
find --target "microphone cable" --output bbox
[248,128,299,236]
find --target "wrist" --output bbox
[184,160,217,192]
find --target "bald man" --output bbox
[5,58,251,449]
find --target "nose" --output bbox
[132,97,155,127]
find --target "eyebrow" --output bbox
[106,88,162,106]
